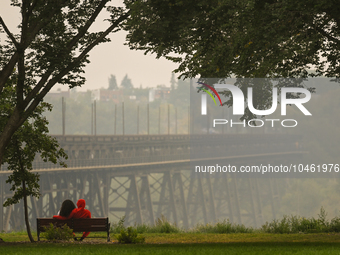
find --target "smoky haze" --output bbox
[1,78,340,231]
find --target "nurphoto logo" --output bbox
[198,82,312,128]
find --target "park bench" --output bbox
[37,217,110,242]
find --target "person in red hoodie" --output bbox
[69,199,91,241]
[53,199,91,241]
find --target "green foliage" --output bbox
[110,208,340,235]
[261,207,332,234]
[1,241,339,255]
[110,216,126,234]
[329,217,340,232]
[261,216,292,234]
[153,215,181,233]
[108,74,118,90]
[111,215,181,234]
[1,77,67,242]
[116,227,145,244]
[120,74,134,89]
[42,223,73,241]
[2,82,67,207]
[125,0,340,79]
[0,1,129,163]
[124,0,340,122]
[192,219,254,234]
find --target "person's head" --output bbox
[77,199,86,209]
[59,199,76,217]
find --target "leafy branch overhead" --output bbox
[124,0,339,120]
[0,0,129,162]
[1,75,67,242]
[125,0,340,79]
[1,0,339,161]
[1,75,67,173]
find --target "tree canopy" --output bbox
[0,0,129,163]
[125,0,340,79]
[108,74,118,90]
[1,75,67,242]
[1,0,340,162]
[121,74,134,89]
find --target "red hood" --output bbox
[59,198,90,222]
[77,199,85,210]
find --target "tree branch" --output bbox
[0,1,69,93]
[314,26,340,45]
[0,6,129,163]
[17,49,25,112]
[0,52,19,94]
[21,0,30,44]
[65,0,110,50]
[22,11,130,120]
[27,0,39,19]
[0,16,19,48]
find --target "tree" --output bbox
[125,0,340,79]
[3,0,335,160]
[121,74,134,89]
[124,0,339,120]
[0,1,129,163]
[2,77,67,242]
[108,74,118,90]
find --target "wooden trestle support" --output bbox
[0,169,282,232]
[0,133,299,231]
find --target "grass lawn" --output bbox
[2,232,340,254]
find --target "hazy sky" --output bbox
[0,1,179,92]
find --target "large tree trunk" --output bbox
[23,181,34,242]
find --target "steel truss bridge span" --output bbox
[0,134,303,232]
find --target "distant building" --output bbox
[48,89,70,98]
[70,90,89,101]
[149,86,171,102]
[92,89,123,103]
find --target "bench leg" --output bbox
[107,221,110,242]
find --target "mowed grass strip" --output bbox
[144,232,340,244]
[2,242,340,255]
[2,232,340,243]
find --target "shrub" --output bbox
[329,217,340,232]
[153,215,181,233]
[261,215,291,234]
[110,216,126,234]
[116,227,145,244]
[110,207,340,235]
[261,207,331,234]
[135,224,151,233]
[42,223,73,241]
[111,215,180,234]
[193,219,254,234]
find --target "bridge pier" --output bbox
[172,172,189,228]
[139,175,155,224]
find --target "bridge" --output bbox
[0,133,303,231]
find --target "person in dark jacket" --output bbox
[58,199,76,218]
